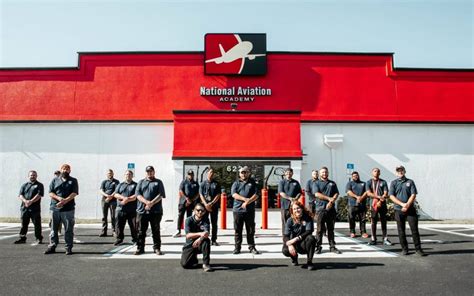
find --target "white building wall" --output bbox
[301,123,474,220]
[0,123,178,220]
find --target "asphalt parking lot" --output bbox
[1,222,473,296]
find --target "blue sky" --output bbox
[0,0,472,68]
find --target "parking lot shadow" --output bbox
[212,263,287,271]
[316,262,384,270]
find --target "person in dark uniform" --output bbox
[199,168,221,245]
[49,170,62,234]
[313,167,341,254]
[389,165,426,256]
[135,165,166,255]
[305,170,319,214]
[45,164,79,255]
[365,168,392,246]
[99,169,120,237]
[180,203,213,272]
[346,171,369,238]
[282,201,316,270]
[173,170,200,238]
[231,166,260,255]
[113,170,138,246]
[278,168,302,235]
[14,170,44,245]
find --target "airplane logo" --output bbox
[204,33,267,75]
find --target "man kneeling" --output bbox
[181,203,213,272]
[282,201,316,270]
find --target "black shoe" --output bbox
[291,258,299,266]
[233,249,241,255]
[14,238,26,244]
[44,247,56,254]
[307,263,315,271]
[402,249,409,255]
[154,249,164,255]
[315,246,322,254]
[330,247,342,254]
[368,240,377,246]
[416,250,427,257]
[99,232,107,237]
[249,247,260,255]
[65,248,73,255]
[134,249,144,255]
[211,241,220,246]
[113,240,123,246]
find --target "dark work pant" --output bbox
[348,205,367,234]
[49,210,75,250]
[115,210,137,242]
[19,210,43,240]
[101,199,117,234]
[395,209,422,251]
[371,205,387,240]
[315,209,336,248]
[181,238,211,268]
[177,203,193,230]
[136,212,162,251]
[205,205,219,242]
[233,211,256,250]
[282,235,317,263]
[280,208,290,235]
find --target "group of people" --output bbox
[14,163,425,272]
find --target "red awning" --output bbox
[173,111,302,159]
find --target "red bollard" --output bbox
[276,193,281,209]
[220,191,227,229]
[300,189,306,208]
[261,188,268,229]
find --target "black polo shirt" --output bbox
[179,179,200,205]
[284,214,314,239]
[100,178,120,205]
[199,179,221,203]
[114,181,137,213]
[49,176,79,212]
[135,177,166,214]
[184,215,210,248]
[231,178,257,213]
[313,179,339,211]
[278,178,302,210]
[19,181,44,213]
[365,178,389,208]
[389,177,418,211]
[346,180,367,207]
[305,178,318,203]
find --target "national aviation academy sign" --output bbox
[204,33,267,75]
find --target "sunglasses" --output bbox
[195,208,205,213]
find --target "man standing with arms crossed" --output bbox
[278,168,302,235]
[346,171,369,238]
[305,170,319,215]
[389,165,426,256]
[14,170,44,245]
[313,167,341,254]
[135,166,166,255]
[199,168,221,246]
[231,166,260,255]
[173,170,200,238]
[45,164,78,255]
[113,170,138,246]
[365,168,392,246]
[99,169,119,237]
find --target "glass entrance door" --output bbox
[183,161,290,208]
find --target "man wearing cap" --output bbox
[180,203,213,272]
[134,165,166,255]
[174,169,200,238]
[278,168,302,235]
[305,170,319,215]
[365,168,392,246]
[14,170,44,245]
[199,168,221,245]
[346,171,368,238]
[45,164,79,255]
[389,166,426,256]
[313,167,341,254]
[231,166,260,255]
[113,170,138,246]
[99,169,120,237]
